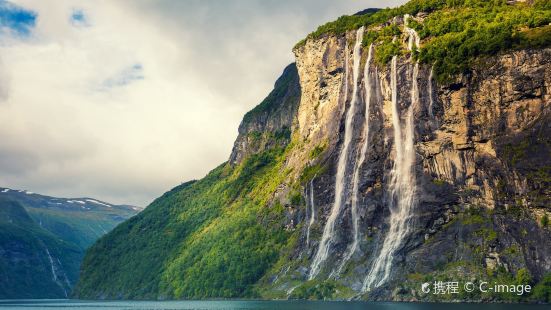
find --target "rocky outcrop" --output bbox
[229,63,301,165]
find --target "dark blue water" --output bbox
[0,300,548,310]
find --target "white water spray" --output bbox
[306,179,315,247]
[309,27,364,280]
[333,43,375,277]
[45,246,68,297]
[403,14,420,51]
[428,66,434,118]
[362,15,419,291]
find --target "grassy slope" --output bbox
[76,145,298,299]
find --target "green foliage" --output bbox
[294,0,504,49]
[541,214,549,228]
[297,0,551,82]
[76,143,297,299]
[362,23,405,65]
[460,207,487,225]
[532,273,551,303]
[290,280,338,300]
[299,164,326,184]
[308,143,326,160]
[535,0,551,10]
[0,198,81,298]
[518,25,551,49]
[375,39,403,65]
[289,190,304,206]
[515,268,532,285]
[417,3,551,81]
[242,64,299,124]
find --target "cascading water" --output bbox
[306,179,315,247]
[362,15,419,291]
[45,246,68,297]
[333,43,374,277]
[309,26,364,280]
[404,14,420,51]
[428,66,434,118]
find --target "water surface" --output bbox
[0,300,548,310]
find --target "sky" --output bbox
[0,0,406,206]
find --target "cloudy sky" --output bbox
[0,0,406,206]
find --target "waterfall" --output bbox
[45,247,58,282]
[306,179,315,247]
[309,26,364,280]
[362,15,419,291]
[403,14,420,51]
[428,66,434,118]
[333,43,374,277]
[45,246,68,297]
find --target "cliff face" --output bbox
[229,63,301,165]
[258,24,551,300]
[75,3,551,302]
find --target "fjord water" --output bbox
[0,300,548,310]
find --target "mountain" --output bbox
[0,188,140,298]
[75,0,551,302]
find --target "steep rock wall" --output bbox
[263,25,551,300]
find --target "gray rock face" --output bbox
[261,28,551,300]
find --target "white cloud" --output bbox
[0,0,406,206]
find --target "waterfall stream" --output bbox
[362,15,419,291]
[309,26,364,280]
[306,179,315,247]
[45,246,68,297]
[333,43,374,277]
[428,66,434,118]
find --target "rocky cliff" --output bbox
[229,63,300,165]
[75,0,551,302]
[263,24,551,302]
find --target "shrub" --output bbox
[541,214,549,228]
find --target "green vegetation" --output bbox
[0,192,136,299]
[299,164,326,183]
[75,56,306,300]
[308,143,326,160]
[541,214,549,227]
[0,198,81,298]
[416,2,551,81]
[76,141,300,298]
[460,207,487,225]
[296,0,551,82]
[242,64,299,125]
[431,179,447,186]
[290,280,339,300]
[533,273,551,302]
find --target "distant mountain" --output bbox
[0,187,141,298]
